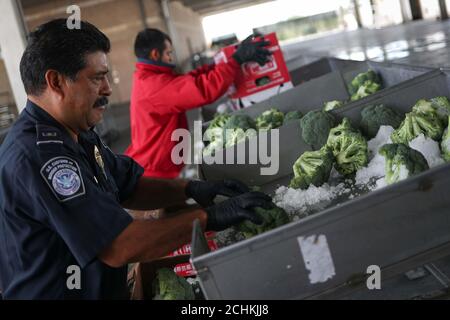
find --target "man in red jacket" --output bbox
[125,28,271,179]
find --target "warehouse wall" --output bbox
[20,0,206,105]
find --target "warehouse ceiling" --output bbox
[179,0,274,15]
[19,0,275,16]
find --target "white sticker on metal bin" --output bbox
[297,235,336,284]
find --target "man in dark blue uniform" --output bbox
[0,19,272,299]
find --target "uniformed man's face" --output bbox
[63,51,112,132]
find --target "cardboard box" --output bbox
[214,32,291,99]
[128,255,191,300]
[169,232,218,277]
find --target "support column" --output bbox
[0,0,27,113]
[352,0,363,28]
[160,0,181,65]
[399,0,412,22]
[409,0,423,20]
[439,0,449,20]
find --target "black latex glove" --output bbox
[232,34,272,66]
[185,179,250,207]
[205,192,274,231]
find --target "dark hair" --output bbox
[20,18,111,96]
[134,28,171,59]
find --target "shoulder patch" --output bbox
[36,124,63,146]
[40,157,85,202]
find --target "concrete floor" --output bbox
[282,19,450,68]
[109,19,450,154]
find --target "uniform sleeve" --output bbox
[148,59,240,115]
[100,143,144,203]
[17,154,134,268]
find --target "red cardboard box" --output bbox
[214,32,291,99]
[169,232,218,277]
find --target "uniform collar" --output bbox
[25,99,93,152]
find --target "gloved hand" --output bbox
[232,34,272,66]
[205,192,274,231]
[185,179,250,207]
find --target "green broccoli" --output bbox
[360,104,403,138]
[379,143,429,185]
[223,114,257,147]
[348,70,381,95]
[300,110,337,150]
[236,205,290,239]
[413,97,450,125]
[430,96,450,125]
[255,108,285,130]
[203,113,230,156]
[289,146,334,189]
[152,268,195,300]
[326,118,369,176]
[323,100,344,112]
[284,110,303,122]
[391,112,444,144]
[441,115,450,162]
[350,81,382,101]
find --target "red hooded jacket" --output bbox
[125,59,240,178]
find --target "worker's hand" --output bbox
[232,33,272,66]
[205,192,273,231]
[185,179,250,207]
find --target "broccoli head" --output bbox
[223,114,257,147]
[391,112,444,144]
[323,100,344,112]
[300,110,337,150]
[236,205,290,239]
[441,116,450,162]
[348,70,382,95]
[152,268,195,300]
[327,118,369,176]
[350,81,382,101]
[360,104,403,138]
[203,113,230,155]
[289,146,334,189]
[255,108,285,130]
[379,143,429,185]
[284,110,303,122]
[430,96,450,125]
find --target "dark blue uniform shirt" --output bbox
[0,100,144,299]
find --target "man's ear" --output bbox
[45,70,65,99]
[149,48,160,61]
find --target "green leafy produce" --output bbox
[348,70,381,95]
[379,143,429,185]
[391,112,444,144]
[413,97,450,126]
[223,114,257,147]
[323,100,344,112]
[326,118,369,176]
[284,110,303,122]
[351,81,382,101]
[360,104,403,138]
[430,96,450,125]
[300,110,337,150]
[152,268,195,300]
[255,108,285,130]
[236,205,290,239]
[441,115,450,162]
[289,146,334,189]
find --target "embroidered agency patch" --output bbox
[40,157,85,202]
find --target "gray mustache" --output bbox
[93,97,109,108]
